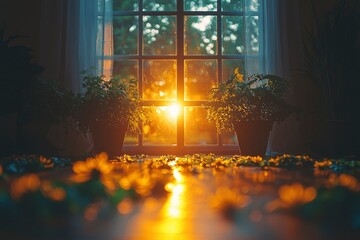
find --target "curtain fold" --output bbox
[65,0,98,93]
[39,0,98,94]
[260,0,302,154]
[99,0,114,79]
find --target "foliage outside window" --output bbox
[97,0,262,153]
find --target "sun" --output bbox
[168,103,180,119]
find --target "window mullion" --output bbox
[177,0,185,149]
[138,1,143,147]
[217,0,223,147]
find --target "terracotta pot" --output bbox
[234,121,273,156]
[91,122,127,158]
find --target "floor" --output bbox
[2,155,360,240]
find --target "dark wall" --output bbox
[0,0,42,62]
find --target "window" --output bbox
[97,0,262,154]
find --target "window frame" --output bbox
[98,0,261,155]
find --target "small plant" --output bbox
[76,70,149,156]
[77,70,147,133]
[205,68,297,132]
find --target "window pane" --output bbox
[222,16,244,54]
[113,0,139,11]
[143,106,177,145]
[143,0,176,11]
[185,60,217,100]
[221,0,243,12]
[96,16,104,56]
[143,60,177,100]
[184,0,217,11]
[222,59,244,81]
[124,132,138,145]
[222,132,238,145]
[98,0,104,13]
[113,60,138,80]
[246,0,259,12]
[98,59,113,79]
[143,16,177,55]
[184,16,217,55]
[246,16,259,54]
[113,16,138,55]
[246,58,260,75]
[185,107,217,145]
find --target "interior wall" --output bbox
[0,0,42,62]
[287,0,360,155]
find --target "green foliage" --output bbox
[0,155,70,174]
[0,29,43,116]
[76,70,148,132]
[20,78,76,126]
[267,154,315,169]
[205,69,298,132]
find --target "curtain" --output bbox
[39,0,98,94]
[97,0,114,79]
[39,0,98,156]
[260,0,303,154]
[65,0,98,93]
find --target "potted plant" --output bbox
[76,71,147,157]
[16,78,78,155]
[0,29,43,156]
[205,68,297,156]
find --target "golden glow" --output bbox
[265,183,317,212]
[163,168,185,218]
[168,103,180,120]
[211,186,251,211]
[173,168,183,182]
[10,174,41,200]
[71,152,117,192]
[117,198,134,215]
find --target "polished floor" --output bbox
[2,155,360,240]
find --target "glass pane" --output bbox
[143,0,176,11]
[222,59,245,81]
[184,16,217,55]
[113,16,138,55]
[98,59,113,80]
[143,106,177,145]
[184,0,217,11]
[96,16,104,56]
[113,60,138,80]
[143,16,177,55]
[143,60,177,100]
[222,16,244,54]
[246,0,259,12]
[221,0,243,12]
[246,58,260,75]
[185,60,217,100]
[124,132,138,145]
[97,0,104,13]
[246,16,259,54]
[222,132,238,145]
[185,107,217,145]
[113,0,139,11]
